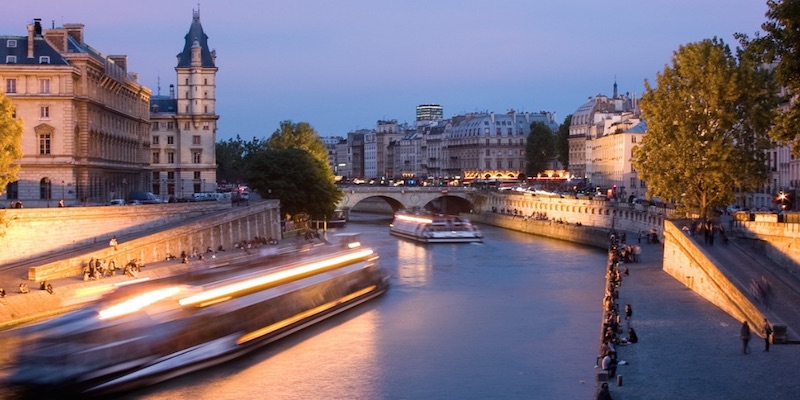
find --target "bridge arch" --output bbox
[338,187,478,214]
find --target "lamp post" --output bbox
[778,191,787,211]
[61,180,65,204]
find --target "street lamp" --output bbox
[778,191,787,210]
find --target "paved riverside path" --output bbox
[608,239,800,400]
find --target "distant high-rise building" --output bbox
[149,9,218,199]
[416,104,443,127]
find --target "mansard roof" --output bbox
[0,36,69,65]
[176,10,215,68]
[150,95,178,114]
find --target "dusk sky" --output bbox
[4,1,769,141]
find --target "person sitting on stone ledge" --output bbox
[45,283,53,294]
[18,283,29,294]
[0,288,6,298]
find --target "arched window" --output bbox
[40,177,52,200]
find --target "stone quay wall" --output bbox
[732,217,800,274]
[661,219,779,340]
[27,201,282,282]
[0,201,230,267]
[475,192,666,239]
[467,212,610,250]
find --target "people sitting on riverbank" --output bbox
[18,283,29,294]
[0,288,5,298]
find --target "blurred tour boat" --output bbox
[6,234,388,397]
[389,212,483,243]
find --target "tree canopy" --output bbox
[737,0,800,157]
[556,114,572,171]
[525,121,556,176]
[215,135,263,184]
[0,92,23,193]
[633,38,777,218]
[246,148,342,221]
[267,121,329,169]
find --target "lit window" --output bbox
[39,134,51,155]
[39,79,50,94]
[5,79,16,94]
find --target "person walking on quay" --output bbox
[740,321,751,354]
[763,318,773,352]
[596,382,613,400]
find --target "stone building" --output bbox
[149,10,219,200]
[1,18,151,207]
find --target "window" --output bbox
[7,39,17,48]
[193,171,201,179]
[204,78,208,85]
[184,122,190,130]
[167,136,174,145]
[204,91,208,99]
[5,78,16,94]
[192,151,201,163]
[39,56,50,64]
[185,78,189,85]
[192,135,201,145]
[167,152,175,163]
[6,55,16,63]
[152,151,160,163]
[167,171,175,180]
[631,136,637,143]
[485,149,490,156]
[167,122,174,130]
[152,122,159,131]
[204,105,208,113]
[40,106,50,119]
[152,171,160,180]
[152,135,159,145]
[485,160,491,169]
[202,122,209,130]
[39,134,51,155]
[185,106,189,113]
[39,178,52,200]
[5,181,18,200]
[39,79,50,94]
[185,91,189,99]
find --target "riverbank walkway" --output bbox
[607,234,800,399]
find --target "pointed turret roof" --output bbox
[176,9,215,68]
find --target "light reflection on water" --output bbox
[2,213,609,400]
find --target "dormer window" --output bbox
[39,56,50,64]
[7,39,17,48]
[6,55,16,64]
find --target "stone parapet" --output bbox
[466,213,610,249]
[25,201,282,282]
[732,219,800,273]
[0,201,230,267]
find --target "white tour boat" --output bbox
[389,212,483,243]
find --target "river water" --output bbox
[6,213,609,399]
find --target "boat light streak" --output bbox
[395,214,433,224]
[98,286,182,320]
[179,249,374,307]
[347,241,362,249]
[237,285,377,345]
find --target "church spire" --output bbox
[613,76,618,98]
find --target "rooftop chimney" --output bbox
[34,18,42,36]
[169,84,175,99]
[109,55,128,73]
[63,23,84,43]
[27,23,35,58]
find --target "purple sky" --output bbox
[4,1,769,141]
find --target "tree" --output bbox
[0,92,23,194]
[216,135,264,184]
[525,121,555,176]
[737,0,800,157]
[633,38,777,219]
[556,114,572,171]
[246,148,342,221]
[267,121,329,169]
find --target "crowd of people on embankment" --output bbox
[595,231,642,400]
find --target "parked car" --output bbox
[109,199,126,206]
[127,191,163,205]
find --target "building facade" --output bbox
[149,10,218,200]
[1,18,151,207]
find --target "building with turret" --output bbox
[149,10,218,200]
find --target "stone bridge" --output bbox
[337,186,481,213]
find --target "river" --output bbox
[5,212,609,399]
